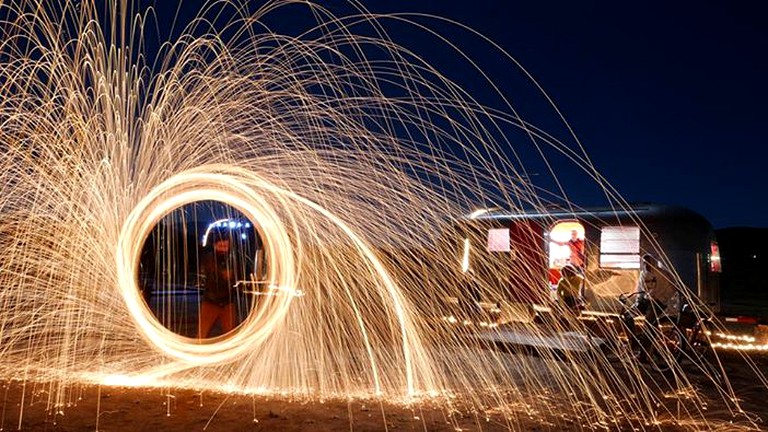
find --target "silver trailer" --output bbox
[456,203,721,314]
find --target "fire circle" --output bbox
[116,168,295,365]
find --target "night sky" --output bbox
[151,1,768,228]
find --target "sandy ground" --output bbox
[1,383,515,432]
[2,350,767,431]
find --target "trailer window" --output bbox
[599,226,640,269]
[487,228,510,252]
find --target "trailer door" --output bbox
[547,221,586,296]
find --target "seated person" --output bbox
[556,264,583,311]
[635,254,681,322]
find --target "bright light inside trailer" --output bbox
[710,241,722,273]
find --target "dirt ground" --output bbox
[2,351,767,431]
[1,383,515,432]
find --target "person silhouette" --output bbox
[554,229,585,269]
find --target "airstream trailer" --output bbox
[455,203,721,314]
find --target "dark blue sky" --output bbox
[359,1,767,228]
[155,1,767,228]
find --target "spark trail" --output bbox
[0,0,764,429]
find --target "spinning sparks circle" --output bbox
[117,166,296,364]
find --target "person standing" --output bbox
[197,229,247,338]
[555,229,585,269]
